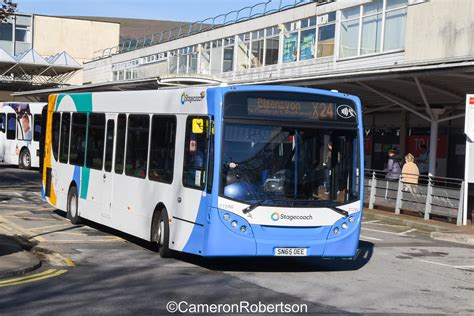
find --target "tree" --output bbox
[0,0,17,23]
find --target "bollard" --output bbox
[457,181,464,226]
[395,177,403,215]
[369,171,376,209]
[424,176,433,220]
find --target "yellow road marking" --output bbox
[4,215,59,221]
[0,214,47,242]
[0,269,67,287]
[28,223,71,231]
[48,238,123,243]
[54,253,75,267]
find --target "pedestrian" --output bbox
[401,153,419,192]
[384,149,401,181]
[417,143,429,176]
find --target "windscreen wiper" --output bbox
[242,199,270,215]
[328,207,349,218]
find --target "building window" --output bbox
[340,6,361,58]
[317,12,336,57]
[169,50,178,74]
[189,46,198,74]
[125,114,149,179]
[15,25,30,43]
[265,26,280,66]
[223,37,234,72]
[237,33,250,70]
[211,40,222,74]
[199,42,211,74]
[178,47,187,74]
[299,17,317,61]
[384,2,407,51]
[339,0,407,58]
[250,29,264,68]
[149,115,176,184]
[283,22,299,63]
[0,23,12,41]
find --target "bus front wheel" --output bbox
[153,209,172,258]
[67,186,82,225]
[19,149,31,170]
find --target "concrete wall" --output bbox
[33,15,120,85]
[405,0,474,61]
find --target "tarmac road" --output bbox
[0,165,473,315]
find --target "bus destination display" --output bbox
[248,98,336,121]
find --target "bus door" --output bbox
[174,116,214,250]
[101,115,116,218]
[0,112,5,161]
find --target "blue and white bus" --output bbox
[41,85,363,258]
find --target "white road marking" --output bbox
[360,235,383,241]
[399,228,417,235]
[418,259,474,271]
[361,227,408,236]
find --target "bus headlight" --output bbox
[348,216,355,223]
[223,213,230,221]
[341,222,348,230]
[333,227,339,234]
[240,225,247,233]
[231,220,238,228]
[218,209,254,238]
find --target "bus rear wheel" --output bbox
[67,186,82,225]
[153,209,172,258]
[19,149,31,170]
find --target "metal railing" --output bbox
[364,169,465,225]
[92,0,322,60]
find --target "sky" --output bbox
[18,0,265,22]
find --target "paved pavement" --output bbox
[0,165,473,315]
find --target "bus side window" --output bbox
[51,112,60,161]
[69,113,87,166]
[86,113,105,170]
[149,115,176,183]
[183,116,209,190]
[0,113,5,133]
[115,114,126,174]
[125,114,149,179]
[6,113,16,140]
[59,113,70,164]
[33,114,41,141]
[104,119,115,172]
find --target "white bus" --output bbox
[42,86,364,258]
[0,102,45,169]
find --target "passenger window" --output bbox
[51,112,60,160]
[183,116,209,190]
[115,114,126,174]
[33,114,41,141]
[104,119,114,172]
[69,113,87,166]
[125,114,149,179]
[59,113,70,164]
[149,115,176,183]
[17,114,32,141]
[7,113,16,140]
[0,113,5,133]
[86,113,105,170]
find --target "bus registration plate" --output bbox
[274,248,307,256]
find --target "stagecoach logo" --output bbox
[337,104,357,119]
[270,212,313,222]
[180,91,206,105]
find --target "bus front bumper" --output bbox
[202,208,361,257]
